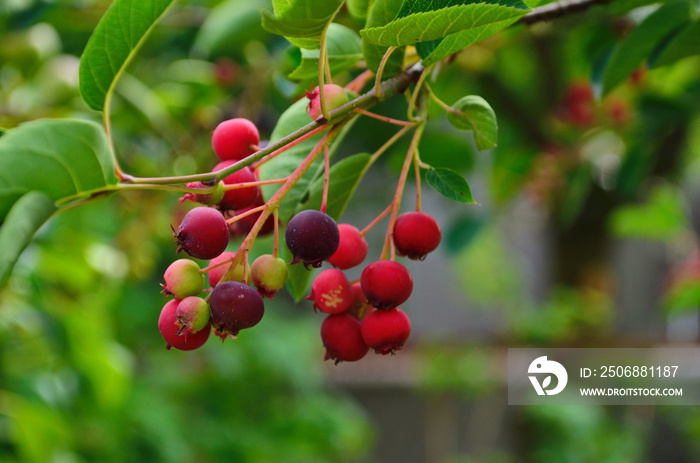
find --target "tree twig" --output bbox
[517,0,612,25]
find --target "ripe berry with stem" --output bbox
[361,307,411,355]
[307,268,352,314]
[209,281,265,339]
[327,224,368,269]
[158,299,211,351]
[393,211,441,260]
[211,118,260,161]
[161,258,203,299]
[321,312,369,364]
[285,210,339,268]
[174,207,230,260]
[361,260,413,309]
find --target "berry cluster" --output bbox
[158,118,286,350]
[157,88,443,365]
[297,210,441,364]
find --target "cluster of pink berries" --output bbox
[298,210,442,364]
[157,88,443,366]
[158,118,285,350]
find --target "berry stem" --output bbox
[375,46,398,99]
[346,70,374,94]
[224,204,266,225]
[413,149,422,212]
[272,208,280,258]
[368,125,413,166]
[320,145,330,214]
[353,108,415,126]
[380,121,426,260]
[408,66,432,122]
[318,22,333,121]
[359,204,393,237]
[251,126,327,169]
[222,178,287,191]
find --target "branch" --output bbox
[517,0,612,26]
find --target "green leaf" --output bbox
[601,1,691,95]
[447,95,498,151]
[0,191,56,286]
[347,0,371,19]
[192,0,269,58]
[261,0,345,49]
[360,3,527,46]
[362,0,406,77]
[653,19,700,68]
[417,17,520,65]
[79,0,174,111]
[425,167,477,203]
[288,24,363,80]
[396,0,529,16]
[0,119,117,221]
[300,154,372,220]
[610,184,686,241]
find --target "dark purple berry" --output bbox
[209,281,265,340]
[285,210,339,268]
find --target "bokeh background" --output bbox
[2,0,700,462]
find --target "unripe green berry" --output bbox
[161,259,204,299]
[251,254,288,299]
[175,296,210,334]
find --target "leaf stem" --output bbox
[321,145,330,214]
[375,46,398,99]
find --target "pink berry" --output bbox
[251,254,288,299]
[207,251,245,287]
[306,268,352,314]
[361,307,411,355]
[360,260,413,309]
[161,259,204,299]
[174,207,230,260]
[211,118,259,161]
[213,161,260,211]
[158,299,211,351]
[306,84,349,120]
[175,296,210,334]
[209,281,265,339]
[393,212,441,260]
[321,313,369,364]
[285,210,340,268]
[327,224,368,269]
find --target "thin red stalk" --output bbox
[225,204,266,225]
[346,69,374,94]
[222,178,286,190]
[320,145,330,213]
[359,204,392,237]
[272,208,280,258]
[380,123,425,260]
[413,150,422,212]
[251,126,327,169]
[353,108,415,126]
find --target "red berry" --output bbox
[211,118,259,161]
[306,268,352,314]
[306,84,349,120]
[251,254,288,298]
[321,313,369,364]
[360,260,413,309]
[347,283,372,320]
[361,307,411,355]
[209,281,265,339]
[213,161,260,211]
[393,212,441,260]
[174,207,230,260]
[207,251,245,287]
[161,259,204,299]
[285,210,340,268]
[175,296,210,334]
[158,299,211,351]
[327,224,368,269]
